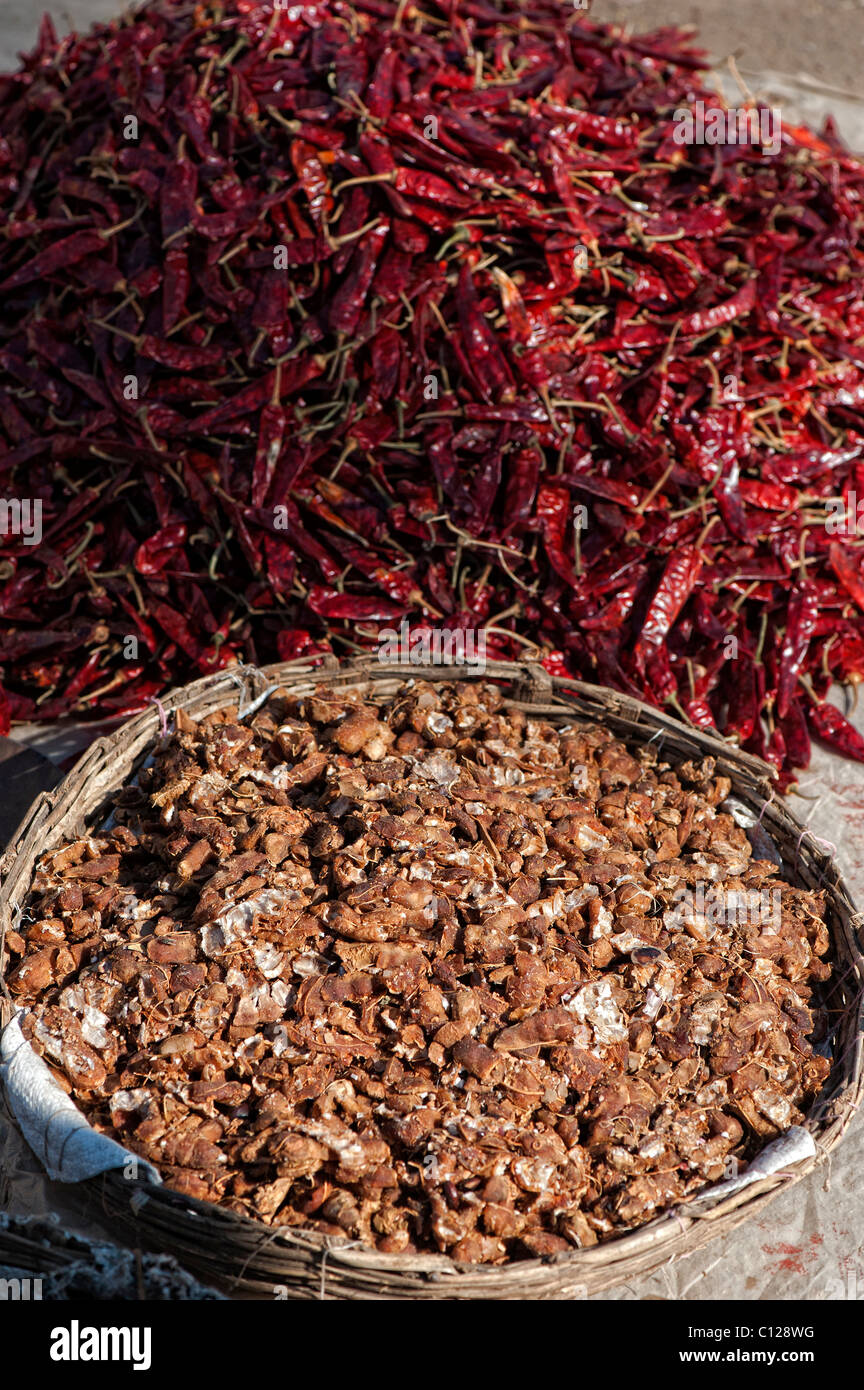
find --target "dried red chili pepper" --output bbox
[328,220,391,336]
[0,0,861,785]
[536,483,577,585]
[162,247,190,334]
[634,548,705,661]
[777,584,819,718]
[134,523,188,576]
[780,698,812,771]
[457,265,516,403]
[677,280,757,337]
[289,140,334,233]
[0,231,105,291]
[807,700,864,763]
[828,542,864,613]
[160,160,198,244]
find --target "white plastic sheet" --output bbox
[0,1013,160,1185]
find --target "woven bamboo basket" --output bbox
[0,1213,225,1298]
[0,1214,94,1282]
[1,656,862,1300]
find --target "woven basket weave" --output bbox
[1,656,862,1300]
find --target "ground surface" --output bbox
[1,0,863,1303]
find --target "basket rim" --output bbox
[2,655,862,1297]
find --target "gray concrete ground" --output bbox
[0,0,121,69]
[602,0,864,92]
[1,0,863,1301]
[602,0,864,150]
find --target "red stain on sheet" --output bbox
[761,1233,823,1277]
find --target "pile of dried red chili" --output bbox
[1,0,864,785]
